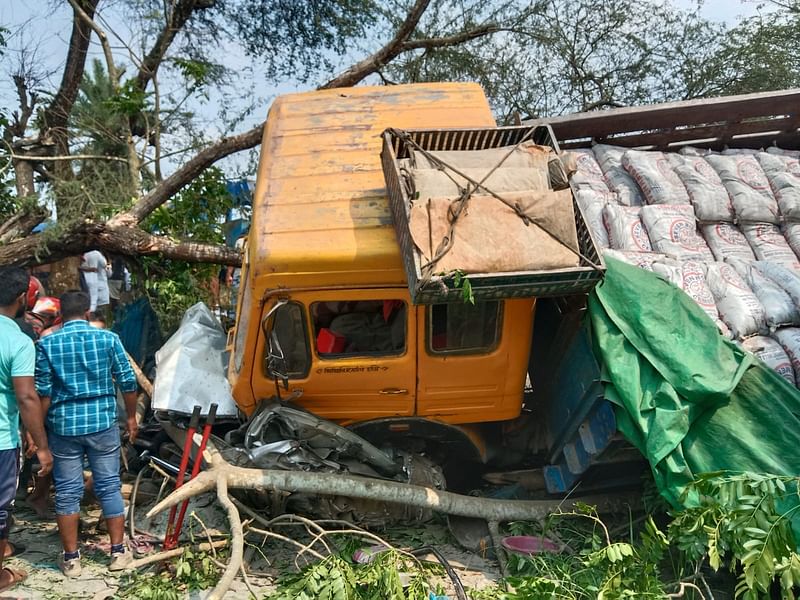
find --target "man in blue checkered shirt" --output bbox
[35,291,138,577]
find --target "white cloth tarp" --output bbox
[772,328,800,384]
[673,155,735,222]
[574,189,611,249]
[603,204,652,252]
[756,152,800,221]
[702,223,756,262]
[640,204,713,261]
[741,335,796,386]
[742,224,800,267]
[706,154,780,224]
[593,144,644,206]
[622,150,690,205]
[728,258,800,329]
[703,262,767,339]
[152,302,238,417]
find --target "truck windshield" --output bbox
[428,301,501,354]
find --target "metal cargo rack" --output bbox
[381,125,605,305]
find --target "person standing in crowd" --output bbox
[79,250,110,314]
[0,268,53,593]
[35,291,138,577]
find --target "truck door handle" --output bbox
[380,388,408,395]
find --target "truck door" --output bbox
[415,298,535,424]
[259,289,416,421]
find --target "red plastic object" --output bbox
[501,536,559,555]
[317,328,345,353]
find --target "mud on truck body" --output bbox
[221,83,800,519]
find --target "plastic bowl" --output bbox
[501,535,560,555]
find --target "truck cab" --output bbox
[227,84,536,460]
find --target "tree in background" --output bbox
[0,0,798,323]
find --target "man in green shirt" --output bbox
[0,268,52,592]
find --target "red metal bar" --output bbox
[163,405,201,550]
[168,403,217,548]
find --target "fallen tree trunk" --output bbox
[143,441,639,599]
[0,220,241,267]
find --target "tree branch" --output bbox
[320,0,432,89]
[43,0,99,139]
[66,0,119,83]
[399,24,501,51]
[113,124,264,225]
[134,0,216,93]
[0,222,241,267]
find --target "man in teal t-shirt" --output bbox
[0,268,52,593]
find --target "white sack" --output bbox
[753,261,800,308]
[574,189,611,249]
[783,223,800,260]
[602,249,666,271]
[722,148,763,156]
[703,262,767,339]
[621,150,690,205]
[571,149,611,194]
[742,223,800,267]
[640,204,713,260]
[593,144,644,206]
[651,260,721,324]
[728,258,800,328]
[152,302,239,417]
[674,155,735,221]
[706,154,780,223]
[603,204,652,252]
[772,327,800,384]
[702,223,756,261]
[756,152,800,221]
[767,147,800,158]
[679,146,717,157]
[741,335,796,386]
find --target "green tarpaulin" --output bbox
[589,257,800,508]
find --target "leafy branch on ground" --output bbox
[118,547,224,600]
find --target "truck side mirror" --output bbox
[262,298,290,390]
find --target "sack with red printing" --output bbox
[603,204,652,252]
[622,150,690,205]
[703,261,767,338]
[640,204,713,261]
[742,335,796,386]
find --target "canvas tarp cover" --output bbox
[409,190,579,273]
[588,257,800,508]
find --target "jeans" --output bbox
[49,426,124,518]
[0,448,20,539]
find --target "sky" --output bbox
[0,0,768,180]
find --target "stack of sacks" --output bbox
[567,142,800,387]
[571,150,613,250]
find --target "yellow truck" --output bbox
[225,82,799,497]
[227,83,545,483]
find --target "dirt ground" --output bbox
[2,487,501,599]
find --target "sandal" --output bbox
[3,543,25,558]
[0,566,27,593]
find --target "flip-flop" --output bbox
[0,566,27,593]
[3,542,26,558]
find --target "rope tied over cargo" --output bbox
[391,128,603,281]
